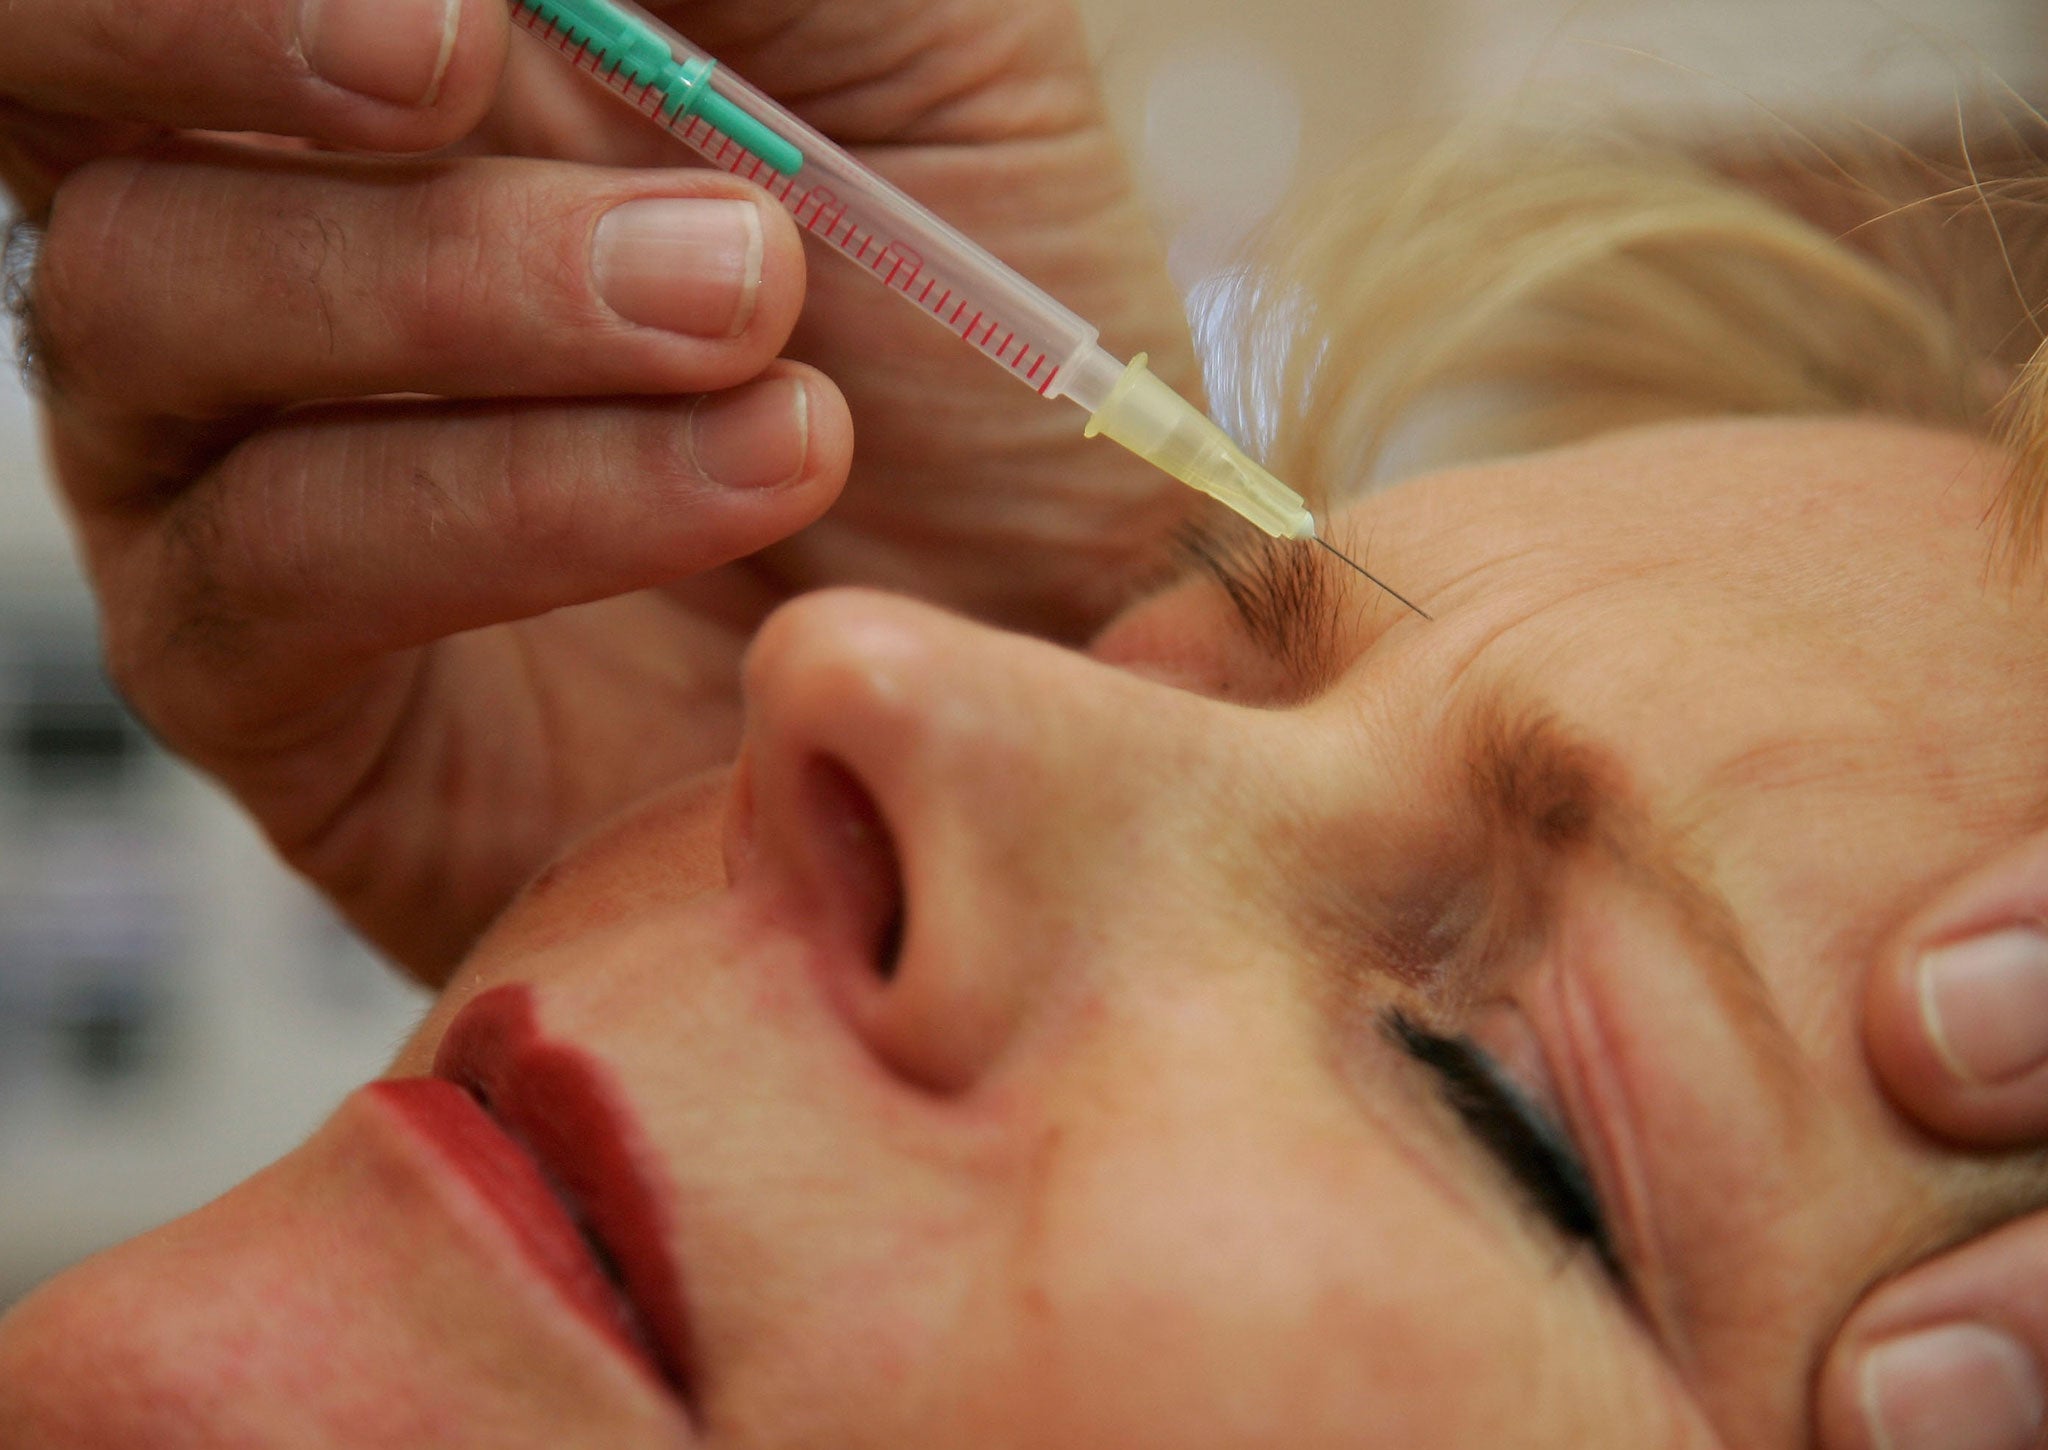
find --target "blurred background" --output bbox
[2,0,2043,1310]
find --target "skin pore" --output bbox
[4,415,2048,1448]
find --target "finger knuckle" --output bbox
[97,617,166,732]
[257,204,354,355]
[152,490,259,668]
[489,411,594,553]
[389,168,547,363]
[148,435,323,692]
[75,0,197,74]
[34,157,152,398]
[112,495,314,755]
[96,570,206,744]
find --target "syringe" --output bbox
[509,0,1428,614]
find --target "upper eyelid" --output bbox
[1387,1009,1621,1278]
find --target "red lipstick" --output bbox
[431,984,692,1401]
[368,1078,658,1373]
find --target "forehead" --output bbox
[1335,417,2043,777]
[1348,416,2005,603]
[1325,411,2048,1060]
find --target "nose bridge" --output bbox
[737,590,1310,1090]
[743,589,1258,891]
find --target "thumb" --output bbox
[1815,1212,2048,1450]
[1867,830,2048,1146]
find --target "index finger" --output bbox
[1,0,508,154]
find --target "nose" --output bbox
[728,588,1292,1092]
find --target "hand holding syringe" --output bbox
[18,0,1385,980]
[513,0,1428,617]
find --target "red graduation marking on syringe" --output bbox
[514,0,1083,399]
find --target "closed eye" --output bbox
[1387,1009,1621,1280]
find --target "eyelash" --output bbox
[1386,1010,1620,1278]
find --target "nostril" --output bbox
[799,755,906,983]
[874,897,905,983]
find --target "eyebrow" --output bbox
[1466,702,1802,1066]
[1194,537,2048,1359]
[1447,709,1807,1305]
[1173,528,1358,690]
[1193,528,1769,914]
[1188,536,1803,1066]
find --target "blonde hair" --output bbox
[1204,112,2048,569]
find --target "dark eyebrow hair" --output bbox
[1173,526,1353,689]
[1181,524,1801,1066]
[1468,706,1614,851]
[1463,701,1808,1082]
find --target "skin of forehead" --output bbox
[1321,422,2048,1231]
[1311,414,2048,1063]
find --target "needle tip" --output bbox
[1311,536,1433,621]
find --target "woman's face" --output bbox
[7,417,2048,1449]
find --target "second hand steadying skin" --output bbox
[507,0,1431,620]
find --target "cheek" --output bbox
[974,1105,1700,1449]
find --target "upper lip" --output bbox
[432,983,695,1409]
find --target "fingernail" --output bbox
[298,0,461,107]
[593,199,764,339]
[688,379,810,491]
[1860,1323,2044,1450]
[1918,927,2048,1085]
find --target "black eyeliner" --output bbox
[1387,1010,1620,1278]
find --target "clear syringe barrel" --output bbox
[510,0,1315,539]
[509,0,1118,405]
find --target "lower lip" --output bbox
[432,985,692,1397]
[368,1078,664,1380]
